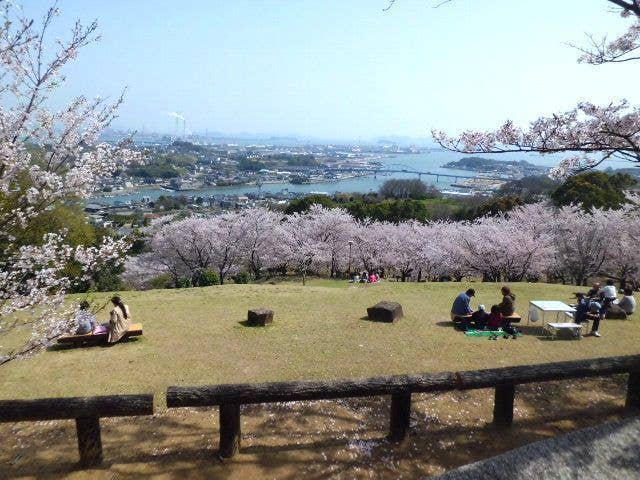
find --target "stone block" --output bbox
[367,301,403,323]
[247,308,274,326]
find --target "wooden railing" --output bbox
[166,354,640,459]
[0,394,153,467]
[1,355,639,468]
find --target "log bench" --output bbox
[57,323,143,345]
[0,394,153,467]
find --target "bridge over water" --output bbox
[327,163,511,183]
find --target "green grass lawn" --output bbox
[1,280,638,403]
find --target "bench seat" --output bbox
[505,312,522,323]
[57,323,143,344]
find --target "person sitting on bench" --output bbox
[573,293,591,324]
[107,296,132,343]
[585,300,604,337]
[75,300,97,334]
[498,286,516,317]
[451,288,475,321]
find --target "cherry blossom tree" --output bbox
[298,205,357,278]
[351,220,386,274]
[377,221,424,281]
[431,0,640,178]
[549,205,609,285]
[133,201,640,289]
[0,3,137,363]
[236,207,286,278]
[210,212,247,284]
[599,197,640,287]
[280,212,318,286]
[425,221,470,282]
[147,217,217,286]
[146,213,248,286]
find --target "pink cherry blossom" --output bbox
[0,3,137,363]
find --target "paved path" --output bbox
[434,416,640,480]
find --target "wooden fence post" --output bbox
[626,371,640,409]
[389,391,411,441]
[75,416,102,467]
[493,384,516,426]
[219,403,241,459]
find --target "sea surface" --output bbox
[93,150,630,205]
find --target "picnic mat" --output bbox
[464,329,521,337]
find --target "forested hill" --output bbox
[442,156,546,174]
[605,167,640,179]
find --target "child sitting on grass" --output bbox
[487,304,518,337]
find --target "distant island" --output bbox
[442,156,547,176]
[604,167,640,179]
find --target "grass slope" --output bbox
[1,280,637,402]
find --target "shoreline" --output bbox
[91,173,373,199]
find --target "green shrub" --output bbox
[197,269,220,286]
[232,272,249,284]
[149,273,174,289]
[176,277,193,288]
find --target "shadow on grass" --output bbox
[237,320,271,328]
[511,325,547,337]
[47,337,141,352]
[434,321,556,340]
[435,320,455,328]
[359,315,396,323]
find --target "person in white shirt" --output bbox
[599,279,618,300]
[618,288,636,315]
[75,300,97,334]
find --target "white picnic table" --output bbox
[528,300,576,334]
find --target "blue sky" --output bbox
[25,0,640,141]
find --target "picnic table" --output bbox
[528,301,575,334]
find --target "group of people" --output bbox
[75,296,132,344]
[573,279,636,337]
[349,271,380,284]
[451,286,519,337]
[449,280,636,340]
